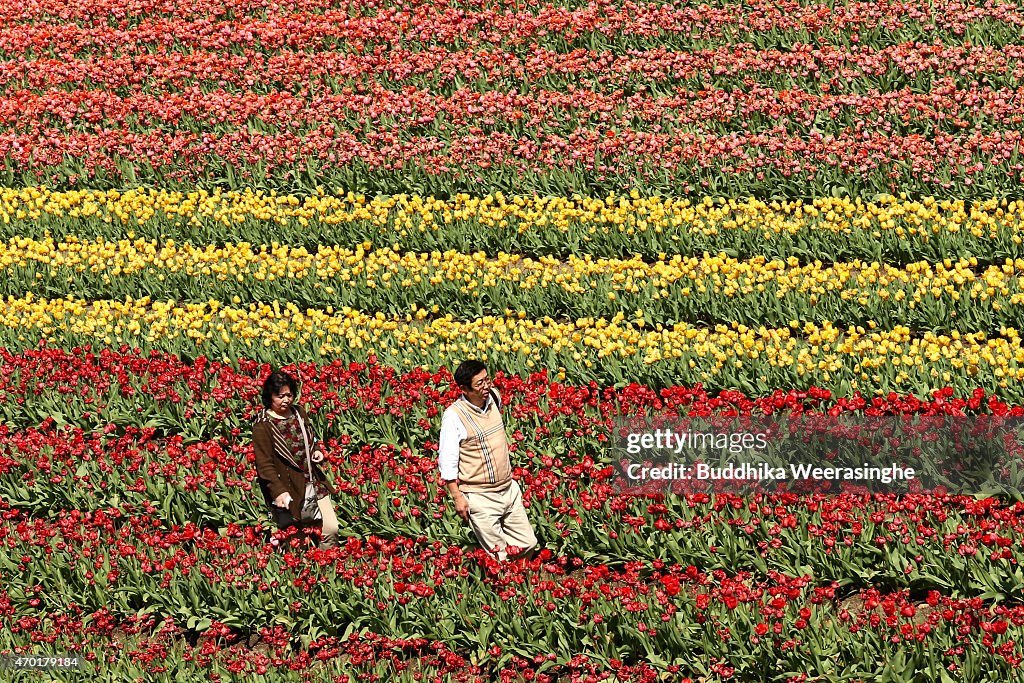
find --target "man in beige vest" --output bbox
[438,360,538,561]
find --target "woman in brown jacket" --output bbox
[253,370,340,549]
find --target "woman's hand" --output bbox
[273,492,293,508]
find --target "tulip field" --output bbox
[5,0,1024,681]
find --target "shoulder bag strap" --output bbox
[294,408,314,481]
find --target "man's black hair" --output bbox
[453,360,488,390]
[261,370,299,409]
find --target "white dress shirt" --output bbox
[438,390,502,481]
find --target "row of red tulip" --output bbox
[4,80,1023,134]
[3,124,1020,194]
[3,346,1018,443]
[1,509,1022,675]
[4,418,1024,591]
[7,43,1024,92]
[7,596,1014,682]
[5,0,1023,52]
[2,347,1023,594]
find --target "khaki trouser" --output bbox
[315,496,340,549]
[462,480,538,561]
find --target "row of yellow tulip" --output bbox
[4,235,1022,332]
[3,235,1022,300]
[3,294,1023,395]
[1,188,1021,262]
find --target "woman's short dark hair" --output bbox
[261,370,299,408]
[453,360,487,390]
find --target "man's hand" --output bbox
[444,479,470,521]
[273,492,293,508]
[453,493,470,522]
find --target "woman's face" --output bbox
[269,386,295,414]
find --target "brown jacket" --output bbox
[252,404,336,522]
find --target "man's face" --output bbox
[464,370,491,403]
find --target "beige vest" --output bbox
[452,390,512,493]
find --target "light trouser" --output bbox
[462,480,538,561]
[315,496,340,549]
